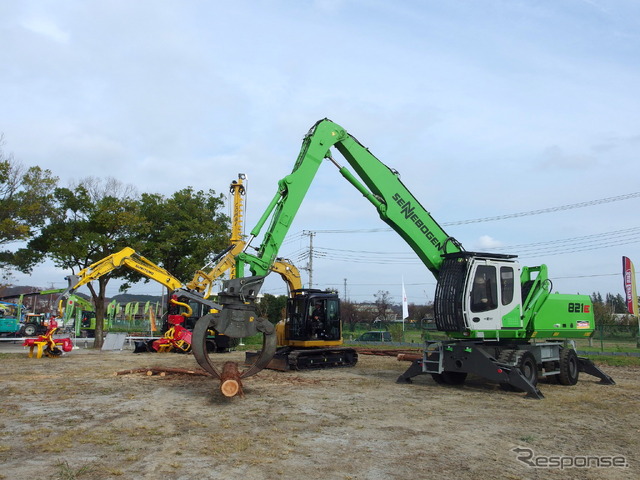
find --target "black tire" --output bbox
[47,347,63,357]
[23,323,37,336]
[516,351,538,387]
[557,348,579,386]
[501,350,537,392]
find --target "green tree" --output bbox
[605,293,627,314]
[15,177,146,347]
[0,135,58,277]
[256,293,287,324]
[408,302,433,323]
[591,292,613,326]
[135,187,230,283]
[374,290,393,326]
[340,300,358,332]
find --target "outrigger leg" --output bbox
[578,356,616,385]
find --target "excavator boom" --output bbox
[237,119,461,279]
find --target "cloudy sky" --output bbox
[2,0,639,305]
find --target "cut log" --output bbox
[114,367,210,376]
[114,368,149,376]
[220,361,244,398]
[397,353,422,362]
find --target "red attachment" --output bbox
[22,319,73,357]
[61,338,73,352]
[173,325,193,344]
[168,314,185,325]
[151,324,193,352]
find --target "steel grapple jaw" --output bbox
[214,276,267,338]
[191,276,277,379]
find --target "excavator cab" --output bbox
[434,252,524,338]
[285,289,341,344]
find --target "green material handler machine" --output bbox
[188,118,614,398]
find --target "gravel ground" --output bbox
[0,343,637,480]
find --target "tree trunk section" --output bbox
[397,353,422,362]
[220,361,243,397]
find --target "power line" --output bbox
[444,192,640,225]
[283,226,640,265]
[309,191,640,233]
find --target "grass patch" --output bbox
[582,355,640,367]
[0,352,24,359]
[53,460,95,480]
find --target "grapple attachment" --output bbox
[191,276,277,379]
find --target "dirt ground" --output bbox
[0,344,637,480]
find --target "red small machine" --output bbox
[23,319,73,359]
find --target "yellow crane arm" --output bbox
[58,247,183,315]
[270,258,303,293]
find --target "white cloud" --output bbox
[476,235,504,250]
[538,145,598,170]
[21,17,70,44]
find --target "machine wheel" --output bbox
[23,323,37,336]
[46,347,63,357]
[516,350,538,387]
[557,348,579,385]
[205,339,218,353]
[499,349,537,391]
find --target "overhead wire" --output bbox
[310,191,640,233]
[254,192,640,297]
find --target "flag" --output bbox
[149,308,157,332]
[623,256,638,316]
[402,278,409,320]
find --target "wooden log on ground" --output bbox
[147,367,210,376]
[114,367,210,376]
[397,353,422,362]
[220,361,244,398]
[114,368,150,376]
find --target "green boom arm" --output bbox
[236,118,462,279]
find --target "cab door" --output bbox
[464,260,522,333]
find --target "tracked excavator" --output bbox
[188,118,614,398]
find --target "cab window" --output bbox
[500,266,515,305]
[470,265,497,312]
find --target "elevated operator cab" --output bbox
[435,252,524,339]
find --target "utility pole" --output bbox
[302,230,315,288]
[343,278,347,301]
